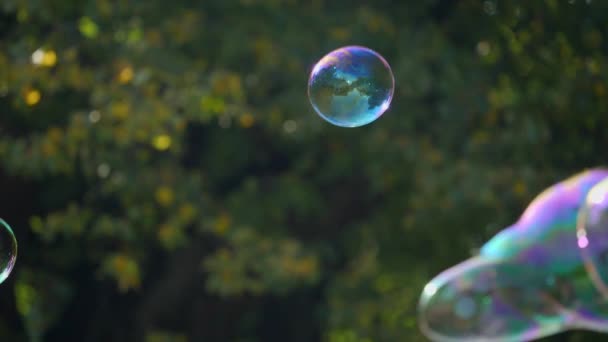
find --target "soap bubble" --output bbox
[419,169,608,341]
[577,176,608,329]
[307,46,394,127]
[0,219,17,284]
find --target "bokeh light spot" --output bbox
[97,163,111,178]
[31,48,57,67]
[89,110,101,123]
[153,134,172,151]
[476,41,491,56]
[155,187,174,207]
[24,89,41,106]
[118,67,134,84]
[79,17,99,38]
[283,120,297,133]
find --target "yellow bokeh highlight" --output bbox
[118,66,134,84]
[109,254,141,292]
[239,113,255,128]
[32,49,58,67]
[200,95,225,113]
[24,89,41,106]
[111,101,130,120]
[152,134,172,151]
[42,50,57,67]
[155,186,174,207]
[79,16,99,38]
[113,255,129,273]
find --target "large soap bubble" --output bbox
[576,176,608,330]
[307,46,394,127]
[419,169,608,341]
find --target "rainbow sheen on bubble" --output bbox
[0,219,17,284]
[307,46,394,127]
[576,176,608,330]
[419,169,608,342]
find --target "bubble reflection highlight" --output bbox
[419,169,608,342]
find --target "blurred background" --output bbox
[1,0,608,341]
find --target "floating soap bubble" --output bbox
[0,219,17,284]
[307,46,394,127]
[419,169,608,341]
[576,176,608,330]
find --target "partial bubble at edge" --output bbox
[0,218,17,284]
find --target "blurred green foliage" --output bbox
[1,0,608,341]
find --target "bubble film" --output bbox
[307,46,394,127]
[577,177,608,330]
[0,219,17,284]
[419,169,608,342]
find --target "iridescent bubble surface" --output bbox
[576,176,608,330]
[0,219,17,284]
[419,169,608,342]
[307,46,394,127]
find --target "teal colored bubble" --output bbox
[0,219,17,284]
[418,169,608,342]
[307,46,395,127]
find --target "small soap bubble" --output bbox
[0,219,17,284]
[308,46,394,127]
